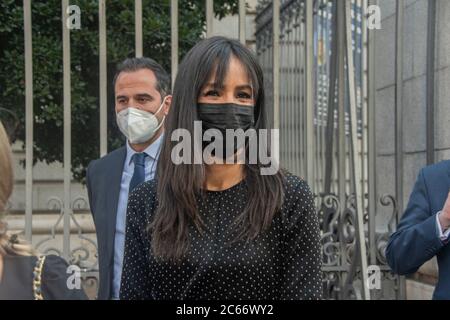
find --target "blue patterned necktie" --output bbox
[129,153,148,192]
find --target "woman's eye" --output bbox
[237,92,252,99]
[204,90,220,97]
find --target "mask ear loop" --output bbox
[149,95,169,174]
[151,96,168,138]
[154,95,168,116]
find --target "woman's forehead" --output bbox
[205,56,254,88]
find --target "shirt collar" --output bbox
[125,133,164,166]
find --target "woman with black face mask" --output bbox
[120,36,322,300]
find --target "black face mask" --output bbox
[197,103,255,159]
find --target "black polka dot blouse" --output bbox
[119,173,322,300]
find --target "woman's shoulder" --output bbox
[131,178,158,197]
[41,254,69,275]
[280,172,315,224]
[282,171,313,200]
[40,254,88,300]
[128,179,158,205]
[127,178,158,224]
[40,254,71,283]
[5,254,71,274]
[2,254,87,300]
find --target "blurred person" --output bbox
[120,37,322,300]
[86,57,172,300]
[387,161,450,300]
[0,121,87,300]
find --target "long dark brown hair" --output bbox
[150,36,285,261]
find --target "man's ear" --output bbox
[163,95,172,115]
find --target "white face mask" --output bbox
[116,97,166,144]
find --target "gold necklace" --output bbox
[33,255,46,300]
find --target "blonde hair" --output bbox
[0,121,34,256]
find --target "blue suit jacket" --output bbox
[86,146,127,300]
[386,160,450,300]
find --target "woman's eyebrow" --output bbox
[235,85,253,91]
[204,82,224,90]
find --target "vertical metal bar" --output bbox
[426,0,436,165]
[324,0,338,194]
[280,30,285,168]
[273,0,280,132]
[340,0,349,294]
[288,21,294,174]
[280,29,290,170]
[345,0,370,300]
[395,0,406,300]
[62,0,72,260]
[23,0,33,242]
[305,0,314,188]
[99,0,107,157]
[171,0,179,86]
[314,4,320,193]
[294,12,300,177]
[135,0,143,57]
[356,0,367,227]
[367,0,377,268]
[287,21,296,172]
[337,0,346,211]
[395,0,404,219]
[314,0,325,193]
[239,0,246,44]
[319,0,326,191]
[206,0,214,38]
[337,0,347,294]
[286,25,290,171]
[300,12,306,179]
[267,39,272,125]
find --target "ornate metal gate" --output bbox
[4,0,406,300]
[255,0,403,300]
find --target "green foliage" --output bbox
[0,0,238,182]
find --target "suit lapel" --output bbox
[447,161,450,204]
[447,161,450,185]
[105,146,127,268]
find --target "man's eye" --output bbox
[204,90,220,97]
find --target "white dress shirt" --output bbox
[436,211,450,242]
[112,133,164,299]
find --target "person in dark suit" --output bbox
[86,57,172,300]
[386,160,450,300]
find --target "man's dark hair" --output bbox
[113,57,171,99]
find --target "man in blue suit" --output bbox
[86,57,171,300]
[386,160,450,300]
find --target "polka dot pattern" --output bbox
[119,173,322,300]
